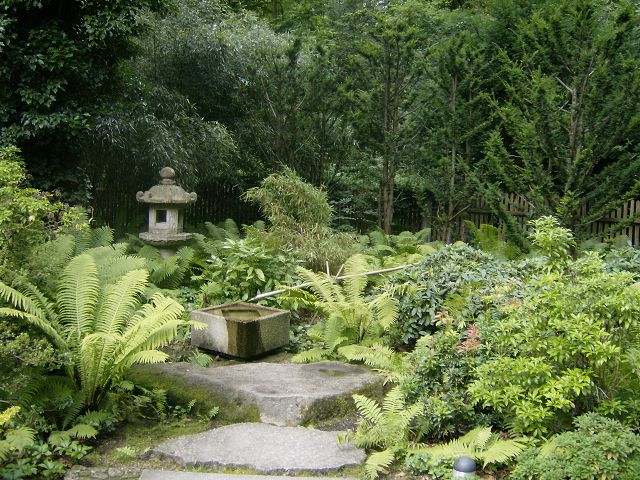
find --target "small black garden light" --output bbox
[452,456,477,478]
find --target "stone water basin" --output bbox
[191,302,290,359]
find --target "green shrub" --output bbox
[401,327,482,439]
[509,413,640,480]
[469,218,640,437]
[0,146,63,269]
[244,167,356,271]
[386,244,516,346]
[0,319,70,403]
[197,233,299,305]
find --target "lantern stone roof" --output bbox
[136,167,197,205]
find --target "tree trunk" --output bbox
[445,74,458,244]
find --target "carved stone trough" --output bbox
[191,302,290,359]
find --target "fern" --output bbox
[292,254,399,363]
[343,386,425,480]
[407,426,526,474]
[338,343,406,382]
[364,449,396,480]
[0,252,190,408]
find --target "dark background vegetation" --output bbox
[2,0,639,242]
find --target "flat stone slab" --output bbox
[140,472,354,480]
[130,361,383,426]
[149,423,365,474]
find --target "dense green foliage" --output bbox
[386,244,516,345]
[0,147,63,268]
[0,251,194,407]
[3,0,640,477]
[0,0,166,196]
[509,414,640,480]
[337,217,640,478]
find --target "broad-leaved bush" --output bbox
[469,217,640,436]
[387,244,518,346]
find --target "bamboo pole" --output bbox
[247,263,415,302]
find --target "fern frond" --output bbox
[3,427,35,450]
[95,269,147,334]
[138,245,161,260]
[330,336,350,351]
[371,294,399,331]
[353,394,383,424]
[481,438,526,467]
[339,344,397,369]
[57,254,100,347]
[296,267,342,304]
[10,276,58,325]
[0,280,48,320]
[97,254,146,285]
[343,254,371,301]
[460,426,492,450]
[124,349,169,366]
[364,448,396,480]
[382,386,405,414]
[149,256,180,285]
[65,423,98,439]
[89,227,114,248]
[292,348,328,363]
[0,308,66,350]
[48,430,71,446]
[32,234,75,270]
[412,438,471,463]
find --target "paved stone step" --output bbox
[149,423,365,474]
[140,472,354,480]
[129,361,383,426]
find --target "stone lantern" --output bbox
[136,167,197,257]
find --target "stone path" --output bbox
[149,423,365,473]
[68,361,381,480]
[140,473,355,480]
[130,361,384,426]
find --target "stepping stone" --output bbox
[140,472,354,480]
[149,423,365,474]
[129,361,383,426]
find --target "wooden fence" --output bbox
[92,182,262,236]
[93,186,640,245]
[455,195,640,245]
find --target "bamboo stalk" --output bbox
[247,263,415,302]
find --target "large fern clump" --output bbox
[291,254,399,363]
[339,386,424,480]
[0,250,199,408]
[405,427,525,479]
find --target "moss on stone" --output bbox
[301,377,386,427]
[125,365,260,424]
